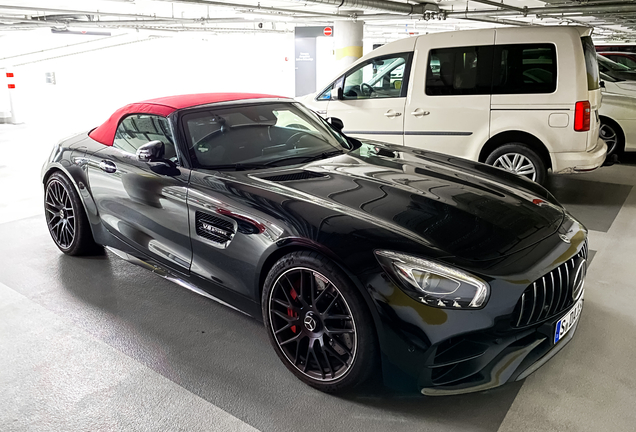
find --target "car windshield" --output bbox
[183,102,349,169]
[598,54,632,72]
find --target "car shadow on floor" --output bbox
[43,249,523,432]
[544,174,632,232]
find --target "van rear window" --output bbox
[491,44,557,94]
[425,43,558,96]
[581,36,600,90]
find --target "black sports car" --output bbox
[42,93,588,395]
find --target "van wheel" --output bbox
[599,118,625,157]
[485,143,546,185]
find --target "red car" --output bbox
[598,52,636,70]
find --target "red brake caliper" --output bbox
[288,288,299,333]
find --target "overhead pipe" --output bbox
[295,0,439,16]
[468,0,526,15]
[447,2,636,18]
[142,0,337,18]
[462,16,536,26]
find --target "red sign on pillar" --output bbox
[6,72,14,78]
[323,27,332,37]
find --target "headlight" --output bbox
[375,250,489,309]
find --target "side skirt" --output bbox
[106,246,260,319]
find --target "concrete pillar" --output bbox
[334,20,364,70]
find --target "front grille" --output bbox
[512,239,588,328]
[195,212,235,245]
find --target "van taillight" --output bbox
[574,101,591,132]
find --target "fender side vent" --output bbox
[196,212,236,245]
[261,171,328,182]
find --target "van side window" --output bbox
[317,85,333,100]
[342,53,412,100]
[492,44,557,94]
[425,46,493,96]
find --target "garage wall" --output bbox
[1,29,294,135]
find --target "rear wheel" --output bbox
[44,172,100,255]
[485,143,547,185]
[262,251,378,393]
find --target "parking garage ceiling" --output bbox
[1,0,636,41]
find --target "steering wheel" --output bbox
[286,123,310,131]
[285,132,308,148]
[360,83,376,97]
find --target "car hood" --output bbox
[250,144,564,262]
[615,80,636,92]
[600,92,636,112]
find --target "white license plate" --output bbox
[554,296,584,344]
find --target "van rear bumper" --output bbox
[552,138,607,174]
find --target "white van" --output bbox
[301,26,606,184]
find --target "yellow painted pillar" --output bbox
[334,21,363,70]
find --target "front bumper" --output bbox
[364,220,588,395]
[552,137,607,174]
[419,302,582,396]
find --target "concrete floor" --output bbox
[1,123,636,431]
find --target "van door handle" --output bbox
[384,110,402,118]
[99,160,117,173]
[411,109,430,117]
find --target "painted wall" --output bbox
[0,29,295,136]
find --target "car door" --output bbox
[325,52,413,145]
[179,103,297,301]
[403,31,495,159]
[87,114,192,272]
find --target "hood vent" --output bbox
[260,171,328,182]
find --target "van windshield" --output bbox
[581,36,600,90]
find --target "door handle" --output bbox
[384,110,402,118]
[99,160,117,173]
[411,108,430,117]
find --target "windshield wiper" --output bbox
[264,149,345,166]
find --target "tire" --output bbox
[262,251,378,393]
[485,143,547,185]
[599,118,625,158]
[44,172,101,256]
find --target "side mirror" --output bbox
[600,80,606,89]
[336,87,344,100]
[136,140,165,162]
[327,117,344,132]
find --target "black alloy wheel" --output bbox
[262,251,377,393]
[44,172,100,255]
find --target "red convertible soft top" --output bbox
[88,92,284,146]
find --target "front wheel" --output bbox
[44,172,100,255]
[599,119,624,157]
[485,143,547,185]
[262,251,378,393]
